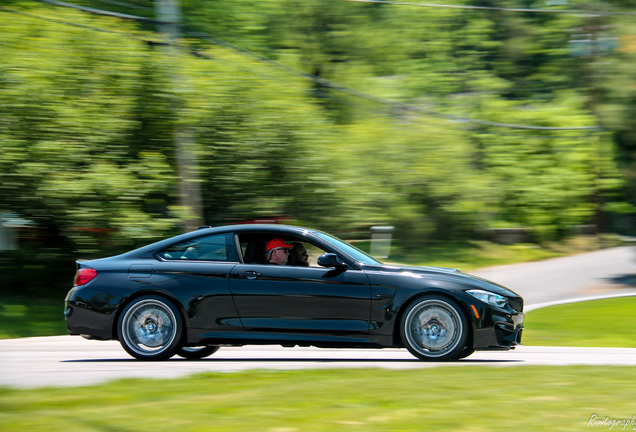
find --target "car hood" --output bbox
[359,263,521,299]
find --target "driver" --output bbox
[265,238,294,265]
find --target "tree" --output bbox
[0,8,179,255]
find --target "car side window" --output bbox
[158,233,238,262]
[302,243,325,267]
[238,233,329,267]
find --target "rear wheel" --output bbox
[117,296,182,361]
[176,345,220,360]
[400,296,469,361]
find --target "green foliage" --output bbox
[0,9,179,256]
[598,16,636,214]
[184,48,340,224]
[0,0,633,280]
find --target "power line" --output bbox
[345,0,636,16]
[92,0,150,10]
[0,5,165,45]
[35,0,161,23]
[11,0,604,131]
[182,27,601,131]
[182,29,405,106]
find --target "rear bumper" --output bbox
[64,286,122,340]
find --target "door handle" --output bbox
[238,271,261,280]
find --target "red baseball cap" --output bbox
[266,238,294,251]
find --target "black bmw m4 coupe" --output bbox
[65,224,524,361]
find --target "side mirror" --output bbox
[317,253,348,270]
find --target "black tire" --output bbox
[117,295,183,361]
[176,345,220,360]
[400,296,469,361]
[456,346,476,360]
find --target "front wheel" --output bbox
[117,296,183,361]
[456,346,475,360]
[176,345,220,360]
[400,296,469,361]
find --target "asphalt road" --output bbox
[3,337,636,389]
[472,245,636,309]
[1,246,635,389]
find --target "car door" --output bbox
[229,262,372,334]
[152,232,243,332]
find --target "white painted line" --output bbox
[525,292,636,312]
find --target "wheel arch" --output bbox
[111,289,188,342]
[392,289,475,349]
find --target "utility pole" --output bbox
[154,0,204,232]
[569,21,617,236]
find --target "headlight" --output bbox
[466,289,508,308]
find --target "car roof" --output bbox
[128,224,320,258]
[200,224,316,234]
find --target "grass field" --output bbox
[523,297,636,347]
[3,287,636,349]
[1,366,635,431]
[5,295,636,346]
[1,235,628,340]
[0,297,67,339]
[388,235,622,270]
[2,274,636,430]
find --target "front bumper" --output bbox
[473,309,524,350]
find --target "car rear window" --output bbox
[157,233,238,262]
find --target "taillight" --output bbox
[74,268,98,286]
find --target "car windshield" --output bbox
[315,232,383,266]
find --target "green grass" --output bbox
[0,238,554,340]
[5,239,536,340]
[3,280,636,350]
[391,241,560,270]
[2,273,636,430]
[1,366,635,431]
[4,294,634,348]
[354,239,561,270]
[523,297,636,347]
[0,297,67,339]
[388,235,625,270]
